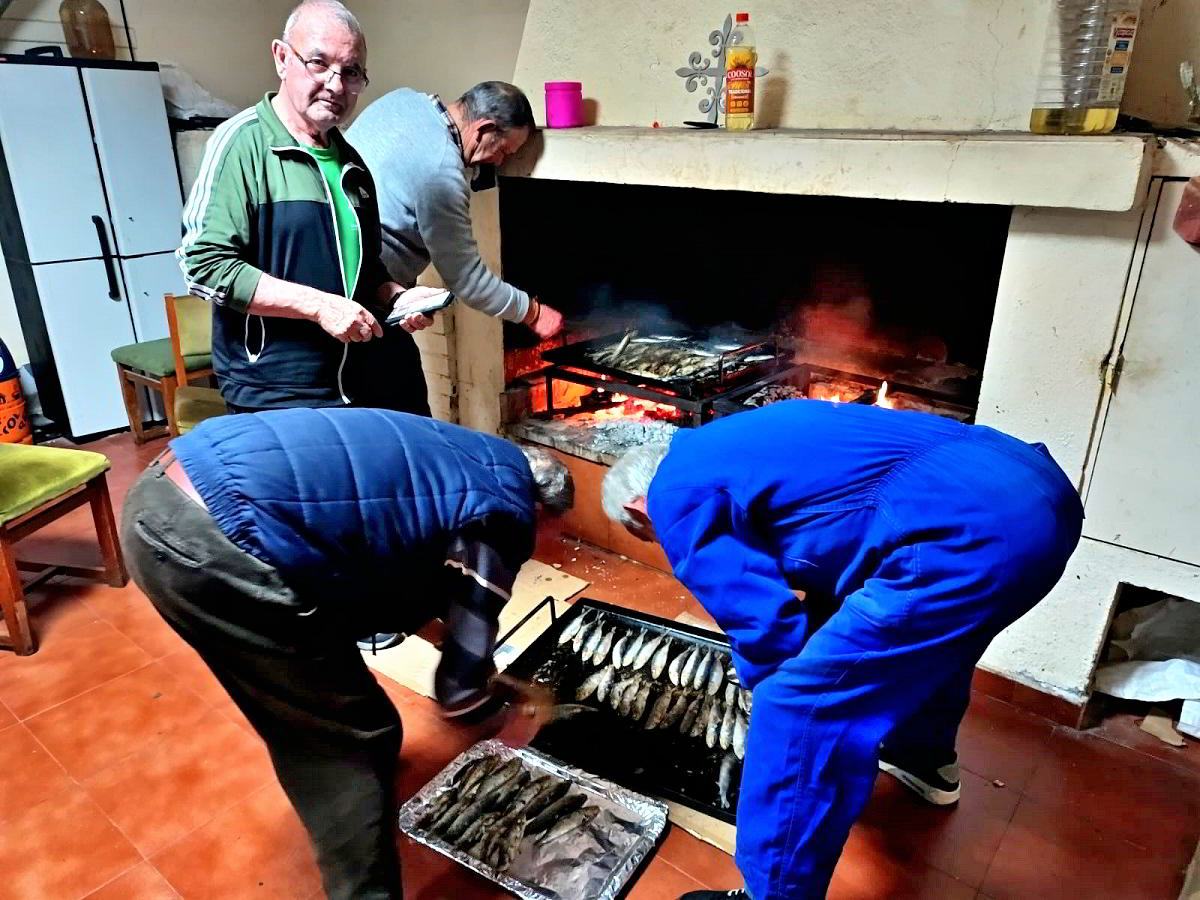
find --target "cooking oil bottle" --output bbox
[1030,1,1141,134]
[724,12,756,131]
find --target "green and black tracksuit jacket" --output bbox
[176,92,427,413]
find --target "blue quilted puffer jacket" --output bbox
[170,407,535,624]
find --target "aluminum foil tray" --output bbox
[398,739,668,900]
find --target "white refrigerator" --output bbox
[0,54,185,439]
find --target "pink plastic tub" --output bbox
[545,81,584,128]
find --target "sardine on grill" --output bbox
[679,646,700,688]
[720,696,737,750]
[679,695,703,735]
[718,753,738,809]
[630,677,653,721]
[692,695,716,739]
[645,686,677,729]
[734,711,749,759]
[663,689,692,730]
[705,698,724,749]
[580,621,605,661]
[558,611,589,646]
[633,632,664,671]
[624,629,648,668]
[692,649,714,691]
[668,647,687,686]
[650,637,674,680]
[576,664,615,701]
[706,654,726,696]
[612,631,631,668]
[591,628,615,667]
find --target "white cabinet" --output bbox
[1084,179,1200,567]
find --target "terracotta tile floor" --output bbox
[1,431,1197,899]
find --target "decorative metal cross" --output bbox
[675,14,770,125]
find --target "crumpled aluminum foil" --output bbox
[398,739,668,900]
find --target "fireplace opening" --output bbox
[498,178,1011,462]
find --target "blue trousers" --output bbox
[734,435,1083,900]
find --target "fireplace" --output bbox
[498,179,1008,462]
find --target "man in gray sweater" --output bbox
[348,81,563,340]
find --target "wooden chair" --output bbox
[165,293,226,435]
[111,295,215,442]
[0,444,127,655]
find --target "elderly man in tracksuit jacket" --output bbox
[176,0,443,414]
[121,407,571,900]
[602,400,1083,900]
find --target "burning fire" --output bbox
[579,393,679,422]
[875,380,893,408]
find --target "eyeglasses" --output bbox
[283,41,369,92]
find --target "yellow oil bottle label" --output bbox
[1097,11,1139,105]
[0,375,30,444]
[725,45,756,116]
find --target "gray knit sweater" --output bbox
[346,89,530,322]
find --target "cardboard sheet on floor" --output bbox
[673,611,722,634]
[362,559,588,698]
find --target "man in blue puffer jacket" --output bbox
[121,407,572,900]
[602,400,1083,900]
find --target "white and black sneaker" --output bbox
[357,632,403,653]
[878,750,961,805]
[678,891,749,900]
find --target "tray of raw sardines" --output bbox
[398,739,668,900]
[502,599,752,824]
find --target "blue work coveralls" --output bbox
[647,400,1083,899]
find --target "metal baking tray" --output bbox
[398,739,668,900]
[541,331,784,399]
[503,598,747,825]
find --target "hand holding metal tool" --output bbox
[489,674,562,746]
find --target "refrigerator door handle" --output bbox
[91,215,121,301]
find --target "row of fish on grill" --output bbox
[557,610,752,810]
[417,754,601,873]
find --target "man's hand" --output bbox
[313,293,383,343]
[524,299,564,340]
[387,284,444,334]
[488,674,556,747]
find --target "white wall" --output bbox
[1122,0,1200,128]
[351,0,530,102]
[0,0,292,108]
[514,0,1195,131]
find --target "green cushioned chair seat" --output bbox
[0,444,110,525]
[175,386,227,435]
[111,338,211,377]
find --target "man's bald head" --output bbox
[272,0,367,142]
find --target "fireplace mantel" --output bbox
[502,127,1157,212]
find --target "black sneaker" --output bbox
[678,891,749,900]
[357,633,403,652]
[878,749,961,805]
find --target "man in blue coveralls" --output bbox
[602,400,1083,900]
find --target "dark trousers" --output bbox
[121,465,404,899]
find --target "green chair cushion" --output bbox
[175,386,227,435]
[0,444,110,525]
[111,338,211,377]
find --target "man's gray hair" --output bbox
[519,445,573,514]
[459,81,535,132]
[283,0,364,43]
[602,443,670,528]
